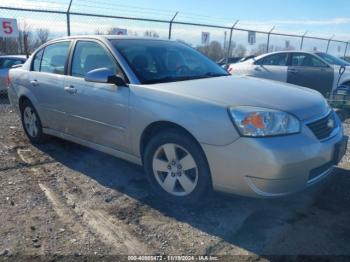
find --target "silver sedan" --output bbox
[8,36,347,203]
[228,51,350,97]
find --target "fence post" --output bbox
[344,41,349,59]
[66,0,73,36]
[168,12,178,40]
[23,33,29,58]
[266,26,275,53]
[326,35,334,53]
[300,31,308,50]
[226,20,239,60]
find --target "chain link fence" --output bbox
[0,3,349,58]
[0,2,349,100]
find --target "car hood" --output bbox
[151,75,329,121]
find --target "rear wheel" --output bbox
[20,99,48,144]
[143,129,212,204]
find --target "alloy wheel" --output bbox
[152,143,198,196]
[23,106,39,138]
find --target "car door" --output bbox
[63,40,130,152]
[287,53,334,96]
[250,53,289,82]
[29,41,72,131]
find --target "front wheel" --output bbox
[143,130,212,204]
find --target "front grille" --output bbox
[307,112,336,140]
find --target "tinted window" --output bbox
[291,53,327,67]
[0,58,24,69]
[32,49,44,71]
[40,41,70,75]
[259,53,288,66]
[71,41,119,78]
[315,52,350,66]
[111,39,228,84]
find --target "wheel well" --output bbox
[18,96,30,111]
[140,121,200,159]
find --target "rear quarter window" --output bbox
[32,49,44,71]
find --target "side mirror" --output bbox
[85,67,126,86]
[339,65,346,76]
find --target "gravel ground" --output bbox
[0,96,350,261]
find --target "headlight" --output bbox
[229,106,300,137]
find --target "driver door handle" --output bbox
[64,85,77,94]
[30,80,38,86]
[254,67,262,72]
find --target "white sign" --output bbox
[0,18,19,38]
[111,28,127,35]
[248,31,256,45]
[201,32,210,45]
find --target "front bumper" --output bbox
[202,116,345,198]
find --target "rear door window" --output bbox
[40,41,71,75]
[259,53,288,66]
[291,53,328,67]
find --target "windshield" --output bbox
[111,39,229,84]
[315,52,350,66]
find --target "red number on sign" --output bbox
[2,21,13,34]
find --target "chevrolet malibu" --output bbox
[7,36,347,204]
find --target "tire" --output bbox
[143,129,212,205]
[20,99,48,144]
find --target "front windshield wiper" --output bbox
[144,76,198,84]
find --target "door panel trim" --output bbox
[68,113,126,132]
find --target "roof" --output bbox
[254,50,324,60]
[0,55,27,60]
[49,35,174,43]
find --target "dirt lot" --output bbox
[1,96,350,261]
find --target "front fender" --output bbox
[129,85,240,157]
